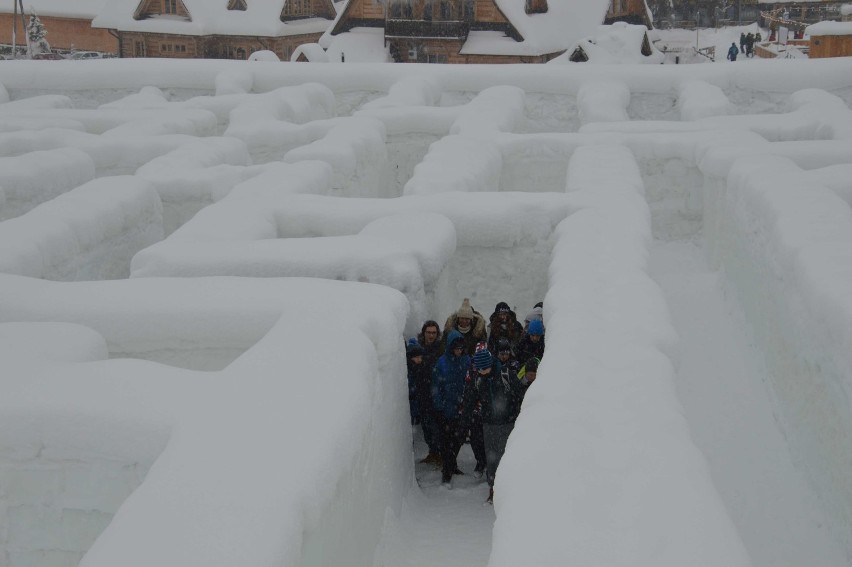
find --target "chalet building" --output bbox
[0,0,117,54]
[806,20,852,57]
[321,0,641,63]
[92,0,337,60]
[606,0,653,27]
[759,0,847,32]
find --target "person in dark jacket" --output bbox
[745,32,755,57]
[486,301,524,354]
[471,346,525,504]
[415,320,443,464]
[518,356,540,389]
[517,318,545,366]
[406,339,425,424]
[432,329,472,486]
[495,337,520,374]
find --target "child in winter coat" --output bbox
[727,43,739,61]
[471,346,525,503]
[432,330,473,485]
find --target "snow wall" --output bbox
[0,278,411,567]
[704,154,852,558]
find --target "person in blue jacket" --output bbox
[431,329,472,486]
[727,42,739,61]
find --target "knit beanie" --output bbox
[406,339,424,358]
[495,301,510,313]
[528,318,544,336]
[473,348,493,370]
[525,357,540,372]
[457,298,474,320]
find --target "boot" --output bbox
[419,452,438,464]
[486,487,493,504]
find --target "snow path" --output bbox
[649,240,849,567]
[376,429,495,567]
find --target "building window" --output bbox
[463,0,475,20]
[134,40,147,56]
[164,0,178,14]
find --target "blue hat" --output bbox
[473,348,493,370]
[406,339,424,357]
[528,318,544,336]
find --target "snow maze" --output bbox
[1,59,852,567]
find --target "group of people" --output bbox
[729,31,762,61]
[405,298,546,503]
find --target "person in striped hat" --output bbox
[471,344,525,504]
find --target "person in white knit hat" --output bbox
[443,297,487,356]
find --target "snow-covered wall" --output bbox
[0,177,162,280]
[492,144,752,567]
[706,155,852,557]
[0,279,413,567]
[131,190,568,337]
[2,58,852,567]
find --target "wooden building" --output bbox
[325,0,643,64]
[0,0,117,54]
[606,0,652,27]
[807,21,852,58]
[92,0,337,60]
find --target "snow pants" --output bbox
[417,399,438,454]
[468,413,486,470]
[483,422,515,488]
[435,413,465,483]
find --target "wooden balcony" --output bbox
[385,19,470,40]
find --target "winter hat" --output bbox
[528,318,544,336]
[456,298,474,320]
[534,301,543,309]
[495,301,511,313]
[496,337,512,353]
[525,357,540,373]
[473,348,493,370]
[406,339,424,358]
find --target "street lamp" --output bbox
[696,11,700,47]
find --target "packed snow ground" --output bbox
[1,39,852,567]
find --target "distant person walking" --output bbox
[739,32,746,55]
[745,32,755,57]
[727,43,739,62]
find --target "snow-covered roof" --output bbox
[92,0,334,37]
[485,0,610,56]
[0,0,107,19]
[806,20,852,35]
[292,43,330,62]
[843,3,852,16]
[551,22,664,64]
[321,27,390,62]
